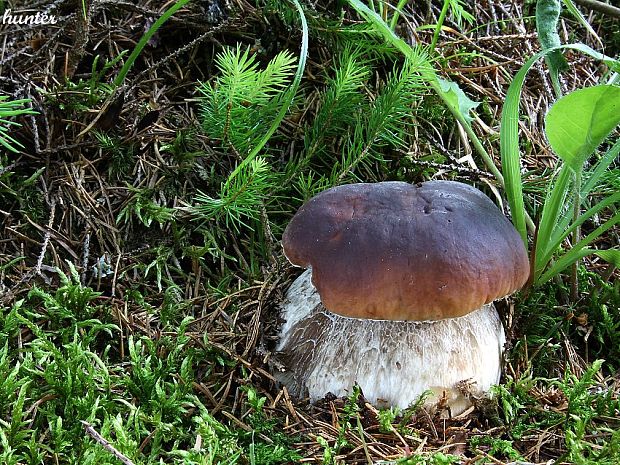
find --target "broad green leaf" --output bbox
[545,85,620,170]
[595,249,620,267]
[536,0,568,95]
[436,77,480,124]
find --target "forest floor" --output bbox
[0,1,619,464]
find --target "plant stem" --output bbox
[389,0,409,31]
[570,168,583,300]
[430,0,451,54]
[574,0,620,19]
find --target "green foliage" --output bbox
[197,0,308,237]
[0,283,120,463]
[554,361,620,464]
[515,268,620,376]
[311,386,369,464]
[56,53,127,111]
[28,262,103,323]
[489,360,620,463]
[470,435,524,461]
[116,186,177,227]
[316,435,336,465]
[239,386,302,465]
[377,407,398,433]
[140,243,186,291]
[290,45,428,189]
[546,85,620,170]
[334,56,427,183]
[0,153,46,219]
[561,0,602,46]
[192,157,274,232]
[0,279,298,464]
[435,77,479,125]
[347,0,505,184]
[500,44,620,290]
[0,96,37,152]
[169,404,244,464]
[193,34,428,235]
[564,418,620,465]
[534,87,619,284]
[301,45,370,166]
[94,131,135,179]
[198,46,297,156]
[492,371,549,431]
[192,2,308,233]
[523,85,620,289]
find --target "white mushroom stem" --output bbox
[276,269,505,415]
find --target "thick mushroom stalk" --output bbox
[276,181,529,415]
[277,270,505,414]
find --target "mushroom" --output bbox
[275,181,529,415]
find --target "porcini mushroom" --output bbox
[275,181,529,414]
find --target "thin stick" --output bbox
[574,0,620,19]
[81,421,136,465]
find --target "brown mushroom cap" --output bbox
[282,181,529,321]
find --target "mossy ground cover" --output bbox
[1,1,619,463]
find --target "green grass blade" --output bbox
[0,109,37,117]
[561,0,603,47]
[534,164,572,277]
[389,0,410,31]
[595,249,620,267]
[537,212,620,284]
[582,138,620,195]
[540,191,620,269]
[347,0,420,59]
[544,138,620,250]
[500,52,545,245]
[430,0,451,54]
